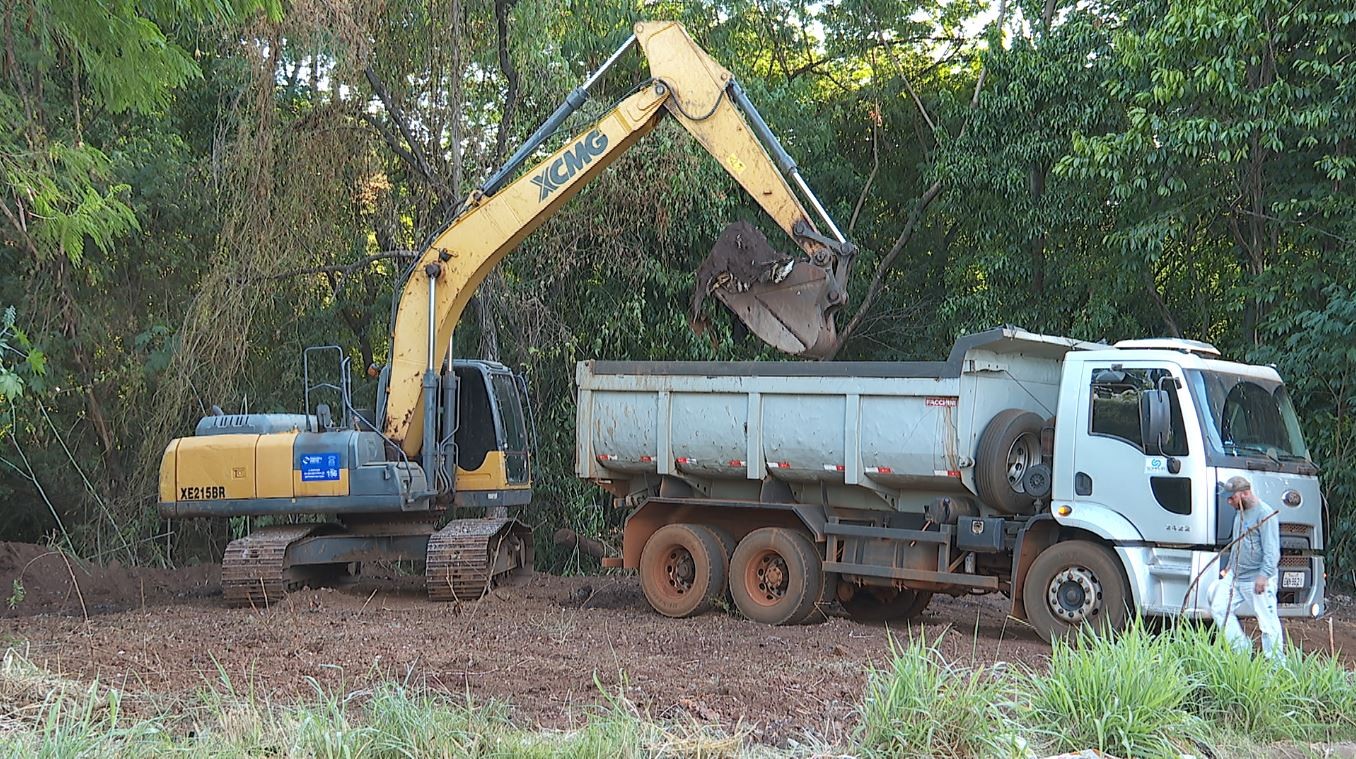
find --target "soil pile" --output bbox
[0,542,216,618]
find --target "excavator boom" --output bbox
[382,20,856,455]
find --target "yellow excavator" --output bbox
[157,21,857,605]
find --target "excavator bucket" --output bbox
[690,221,839,358]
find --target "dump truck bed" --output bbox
[575,328,1096,512]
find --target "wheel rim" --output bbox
[1006,433,1038,493]
[743,548,789,607]
[660,546,696,598]
[1046,565,1102,623]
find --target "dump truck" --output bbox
[575,327,1326,641]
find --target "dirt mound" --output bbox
[0,542,217,618]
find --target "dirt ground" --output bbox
[2,541,1352,746]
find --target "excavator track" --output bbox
[221,524,325,607]
[425,518,532,602]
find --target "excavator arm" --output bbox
[382,20,856,456]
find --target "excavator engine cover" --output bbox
[691,221,838,357]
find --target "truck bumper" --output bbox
[1117,545,1326,620]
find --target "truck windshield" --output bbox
[1185,370,1310,462]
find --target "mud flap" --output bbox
[690,221,839,357]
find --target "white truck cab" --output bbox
[1053,339,1324,622]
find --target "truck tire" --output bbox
[707,525,736,564]
[1022,540,1129,643]
[707,525,736,602]
[976,409,1044,514]
[729,527,824,626]
[639,523,728,618]
[797,570,839,624]
[842,587,932,623]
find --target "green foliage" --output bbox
[6,579,23,608]
[856,634,1013,758]
[1255,285,1356,566]
[0,121,140,265]
[1018,622,1202,758]
[0,306,33,403]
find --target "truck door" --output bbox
[1070,363,1206,545]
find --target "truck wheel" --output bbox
[729,527,824,625]
[797,571,839,624]
[1022,540,1129,643]
[639,524,728,618]
[843,587,932,623]
[707,526,736,564]
[976,409,1044,514]
[707,525,736,602]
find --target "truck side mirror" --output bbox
[1140,389,1170,455]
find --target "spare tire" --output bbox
[975,409,1044,514]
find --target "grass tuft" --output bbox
[1168,621,1356,743]
[856,632,1012,758]
[1017,620,1202,759]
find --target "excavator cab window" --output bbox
[453,365,496,471]
[490,372,531,485]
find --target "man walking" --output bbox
[1209,476,1283,659]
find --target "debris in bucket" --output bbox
[691,221,796,319]
[689,221,838,357]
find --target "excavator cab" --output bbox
[451,360,532,501]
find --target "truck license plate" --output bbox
[1282,571,1306,589]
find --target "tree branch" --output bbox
[363,66,456,204]
[265,250,419,281]
[827,0,1010,358]
[826,180,943,360]
[1144,265,1183,337]
[970,3,1006,110]
[357,112,423,176]
[1042,0,1058,34]
[493,0,521,165]
[0,196,40,259]
[872,22,938,134]
[848,121,880,236]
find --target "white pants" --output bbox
[1208,571,1283,659]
